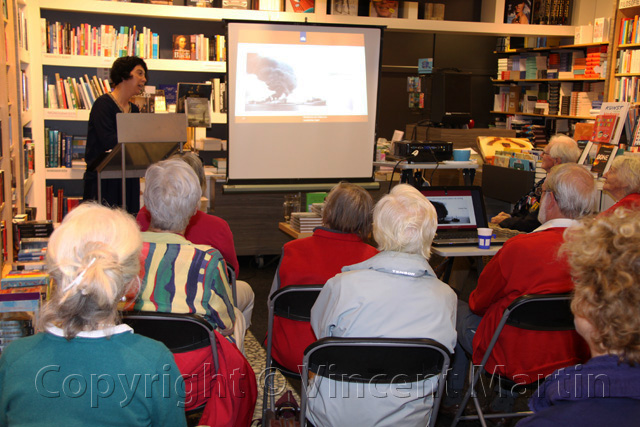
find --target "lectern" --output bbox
[95,113,188,211]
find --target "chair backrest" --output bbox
[270,284,324,322]
[476,293,575,384]
[505,293,575,331]
[300,337,451,427]
[121,311,219,372]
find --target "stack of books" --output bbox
[309,203,325,216]
[0,319,32,355]
[290,212,322,233]
[497,58,508,79]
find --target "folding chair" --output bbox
[451,293,575,427]
[300,337,451,427]
[121,311,219,415]
[263,285,324,420]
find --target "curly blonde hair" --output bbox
[561,208,640,364]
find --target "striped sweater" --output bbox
[134,231,235,336]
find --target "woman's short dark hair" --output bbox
[110,56,148,86]
[322,182,373,240]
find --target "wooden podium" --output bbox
[95,113,188,211]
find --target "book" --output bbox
[596,102,632,145]
[172,34,191,60]
[591,114,618,144]
[504,0,531,24]
[590,144,617,177]
[369,0,398,17]
[176,82,212,114]
[185,97,211,127]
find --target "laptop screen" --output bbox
[419,186,488,231]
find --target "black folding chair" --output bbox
[121,311,219,415]
[300,337,452,427]
[263,285,323,420]
[451,293,575,427]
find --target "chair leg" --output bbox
[451,361,488,427]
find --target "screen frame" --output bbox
[224,19,384,186]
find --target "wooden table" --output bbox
[278,222,312,239]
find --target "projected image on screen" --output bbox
[227,22,382,183]
[238,46,368,118]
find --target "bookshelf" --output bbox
[492,41,612,137]
[609,1,640,102]
[21,0,612,219]
[1,0,29,262]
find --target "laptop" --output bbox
[419,186,510,247]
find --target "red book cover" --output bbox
[591,114,618,143]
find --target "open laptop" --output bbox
[420,186,510,247]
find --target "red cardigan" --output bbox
[271,227,378,372]
[470,227,589,382]
[600,192,640,216]
[136,206,239,274]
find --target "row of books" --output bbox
[616,49,640,75]
[614,76,640,103]
[496,47,607,81]
[529,0,572,26]
[44,129,86,168]
[44,73,111,111]
[172,34,226,62]
[618,15,640,46]
[492,148,543,172]
[41,20,159,59]
[493,81,604,117]
[45,187,81,223]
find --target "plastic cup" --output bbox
[453,149,471,162]
[477,227,495,249]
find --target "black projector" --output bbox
[393,140,453,163]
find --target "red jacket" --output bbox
[470,227,589,382]
[600,192,640,216]
[271,227,378,372]
[136,206,239,274]
[174,330,257,427]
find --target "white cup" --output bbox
[477,227,495,249]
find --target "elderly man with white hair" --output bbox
[491,134,582,232]
[307,183,457,427]
[447,163,596,411]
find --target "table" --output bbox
[278,222,312,239]
[373,160,479,186]
[431,244,501,284]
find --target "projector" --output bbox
[393,140,453,163]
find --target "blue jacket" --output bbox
[517,355,640,427]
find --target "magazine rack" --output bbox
[95,113,188,210]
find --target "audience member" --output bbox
[0,203,186,426]
[269,181,378,372]
[519,209,640,426]
[491,134,581,232]
[136,152,254,330]
[600,155,640,215]
[131,158,257,425]
[450,163,596,408]
[307,184,457,426]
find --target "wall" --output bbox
[376,32,497,140]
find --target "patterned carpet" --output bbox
[245,330,301,423]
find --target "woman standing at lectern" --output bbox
[82,56,148,215]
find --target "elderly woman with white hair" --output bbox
[308,183,457,427]
[600,155,640,215]
[0,203,186,426]
[131,158,257,426]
